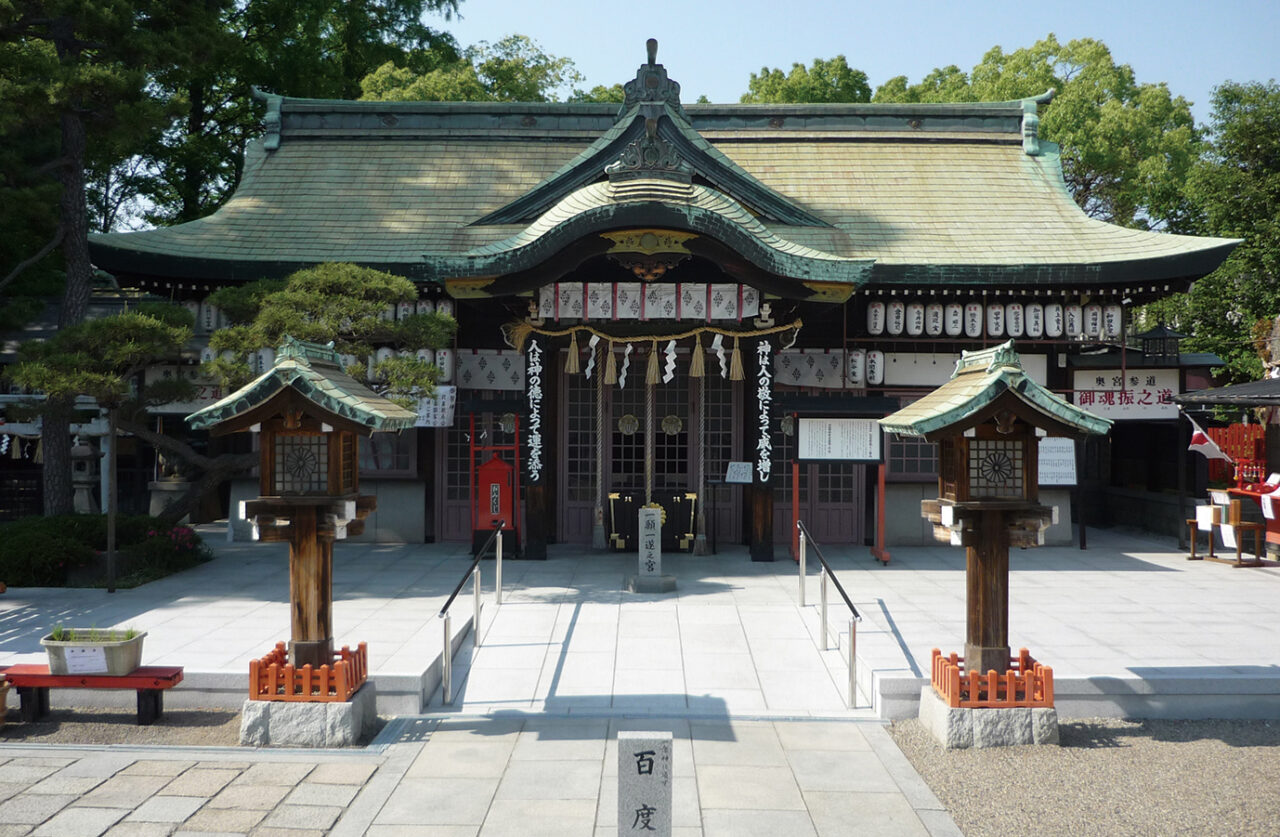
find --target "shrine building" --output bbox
[86,41,1238,558]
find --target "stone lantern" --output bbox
[881,341,1111,677]
[71,436,100,514]
[187,337,416,669]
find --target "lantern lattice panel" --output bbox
[967,439,1023,499]
[274,434,330,495]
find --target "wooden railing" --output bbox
[931,647,1054,709]
[249,641,368,702]
[1207,424,1266,485]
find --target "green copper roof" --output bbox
[186,336,417,433]
[87,52,1238,293]
[879,341,1112,438]
[422,178,870,285]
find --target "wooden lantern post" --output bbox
[187,338,417,670]
[881,342,1111,677]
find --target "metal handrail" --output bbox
[796,521,861,620]
[796,520,861,709]
[438,521,505,704]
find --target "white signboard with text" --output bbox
[1071,369,1179,420]
[1038,437,1077,486]
[797,418,882,463]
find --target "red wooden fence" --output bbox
[930,647,1054,709]
[248,641,368,702]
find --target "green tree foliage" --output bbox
[360,34,582,102]
[204,263,457,406]
[133,0,463,228]
[740,56,870,104]
[568,83,624,104]
[4,306,194,516]
[872,35,1201,231]
[1139,80,1280,384]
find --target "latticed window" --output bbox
[967,438,1024,498]
[359,431,416,478]
[887,395,938,482]
[274,434,328,495]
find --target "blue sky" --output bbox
[444,0,1279,125]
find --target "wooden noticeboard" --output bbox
[797,418,882,463]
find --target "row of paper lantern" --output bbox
[846,350,886,386]
[182,299,454,337]
[865,301,1123,339]
[199,346,457,382]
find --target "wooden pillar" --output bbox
[288,505,334,669]
[749,337,774,562]
[965,509,1010,676]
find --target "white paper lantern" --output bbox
[886,300,905,335]
[925,304,944,336]
[1045,303,1064,337]
[199,346,217,364]
[1104,304,1123,338]
[986,304,1005,338]
[255,348,274,374]
[906,303,925,336]
[866,350,885,385]
[866,301,885,335]
[381,306,396,322]
[964,303,983,338]
[1083,304,1103,337]
[341,354,359,370]
[415,349,432,362]
[435,348,455,383]
[397,302,415,321]
[847,349,866,386]
[416,299,435,315]
[1025,303,1044,338]
[436,299,455,317]
[1005,303,1024,338]
[945,304,964,336]
[398,348,414,359]
[376,347,395,364]
[1065,304,1083,337]
[201,303,221,335]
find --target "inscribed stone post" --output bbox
[618,731,672,835]
[639,507,661,578]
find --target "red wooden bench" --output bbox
[1,665,184,725]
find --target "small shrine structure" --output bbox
[187,337,416,669]
[881,342,1109,744]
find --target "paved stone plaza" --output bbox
[2,524,1278,834]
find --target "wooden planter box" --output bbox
[41,630,147,676]
[249,641,368,702]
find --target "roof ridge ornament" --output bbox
[1020,89,1053,157]
[605,116,693,183]
[620,38,686,121]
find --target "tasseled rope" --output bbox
[729,336,745,381]
[689,333,704,378]
[646,340,660,385]
[565,330,580,374]
[603,341,618,384]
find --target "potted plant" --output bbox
[40,625,146,676]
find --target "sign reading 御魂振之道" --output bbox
[1071,369,1178,420]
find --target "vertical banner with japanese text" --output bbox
[524,338,545,484]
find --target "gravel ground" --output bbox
[1,706,242,746]
[889,716,1280,837]
[0,706,386,747]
